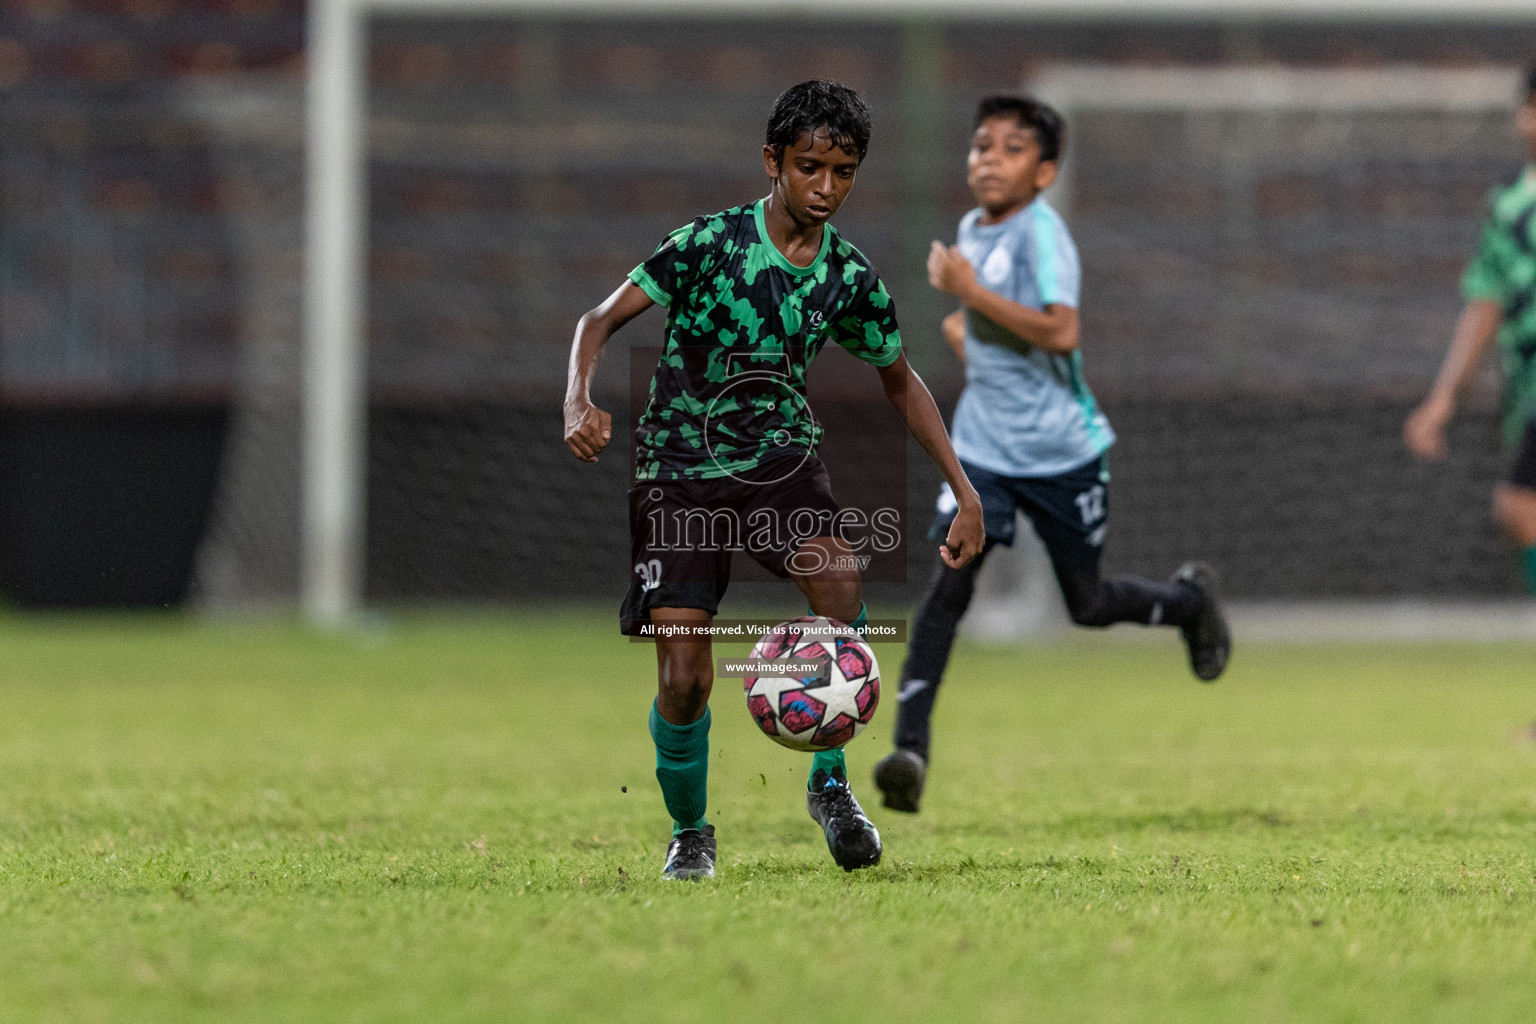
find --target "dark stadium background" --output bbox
[0,4,1528,608]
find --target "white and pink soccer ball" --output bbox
[742,616,880,752]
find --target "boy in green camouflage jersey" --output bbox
[1406,67,1536,593]
[627,198,902,483]
[564,81,985,879]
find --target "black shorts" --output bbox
[619,455,842,635]
[1509,421,1536,490]
[929,456,1110,574]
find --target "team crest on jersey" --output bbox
[981,245,1011,286]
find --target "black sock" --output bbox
[893,542,994,762]
[893,677,939,763]
[1058,568,1199,629]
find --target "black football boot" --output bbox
[1174,562,1231,682]
[807,767,882,872]
[661,825,716,880]
[871,749,928,813]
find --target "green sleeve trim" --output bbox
[1460,222,1507,303]
[628,266,671,307]
[1460,257,1506,301]
[834,269,903,367]
[863,333,903,367]
[1461,278,1506,303]
[1032,202,1064,306]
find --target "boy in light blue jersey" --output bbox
[873,96,1232,814]
[948,184,1112,478]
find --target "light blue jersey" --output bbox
[948,196,1114,479]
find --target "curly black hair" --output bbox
[766,80,872,166]
[974,95,1065,163]
[1526,64,1536,102]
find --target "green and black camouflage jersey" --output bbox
[1464,168,1536,443]
[627,200,902,482]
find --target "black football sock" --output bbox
[892,678,938,763]
[1057,568,1199,629]
[892,542,994,763]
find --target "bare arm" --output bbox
[1403,298,1502,461]
[942,309,967,366]
[874,352,985,569]
[928,241,1078,355]
[564,280,655,462]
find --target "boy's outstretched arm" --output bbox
[1404,298,1502,461]
[564,281,654,463]
[874,353,985,568]
[928,241,1078,355]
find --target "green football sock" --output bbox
[806,602,869,635]
[1523,546,1536,595]
[649,701,709,834]
[802,605,865,789]
[809,747,846,789]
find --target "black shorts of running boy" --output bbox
[1509,421,1536,490]
[928,455,1110,573]
[619,456,843,635]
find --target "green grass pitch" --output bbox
[1,609,1535,1022]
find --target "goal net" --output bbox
[184,8,1526,622]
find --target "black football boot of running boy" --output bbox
[871,748,927,814]
[1174,563,1231,681]
[807,766,882,871]
[661,825,716,880]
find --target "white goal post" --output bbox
[302,0,1530,625]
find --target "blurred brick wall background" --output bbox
[0,6,1530,604]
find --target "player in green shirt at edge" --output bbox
[564,81,986,880]
[1406,66,1536,594]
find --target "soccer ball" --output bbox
[742,616,880,752]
